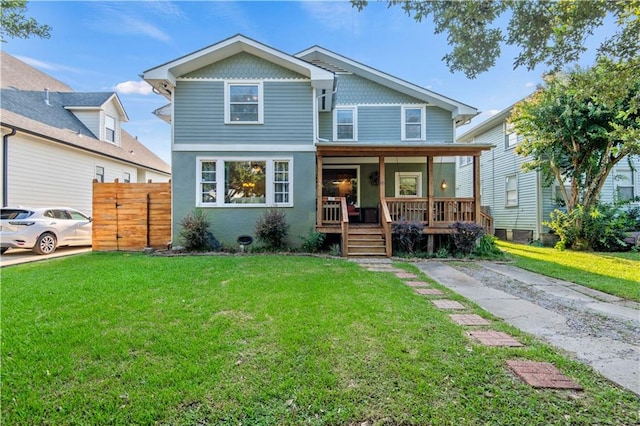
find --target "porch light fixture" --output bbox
[440,179,448,190]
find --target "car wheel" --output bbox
[34,233,57,255]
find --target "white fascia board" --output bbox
[143,35,334,91]
[296,46,477,116]
[456,106,515,142]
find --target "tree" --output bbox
[510,58,640,214]
[1,0,51,42]
[351,0,639,79]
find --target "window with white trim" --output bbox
[402,106,425,140]
[505,174,518,207]
[459,156,473,167]
[334,107,357,141]
[105,115,116,142]
[552,179,572,207]
[395,172,422,197]
[505,123,518,149]
[197,158,292,207]
[616,168,636,202]
[96,166,105,183]
[225,82,263,124]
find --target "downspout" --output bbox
[2,126,16,207]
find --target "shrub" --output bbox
[392,221,423,254]
[255,208,290,251]
[449,222,485,256]
[300,228,325,253]
[179,209,215,252]
[473,234,503,258]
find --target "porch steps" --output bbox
[347,226,387,257]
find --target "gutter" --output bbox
[2,126,16,207]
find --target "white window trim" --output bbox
[505,174,519,207]
[104,114,116,143]
[401,106,426,141]
[196,157,293,208]
[224,81,264,125]
[615,167,637,202]
[95,166,105,183]
[333,106,358,141]
[505,122,519,149]
[394,172,423,198]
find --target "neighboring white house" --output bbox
[456,102,640,242]
[1,52,171,215]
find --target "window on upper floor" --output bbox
[197,158,292,207]
[123,172,131,183]
[402,106,425,140]
[105,115,116,142]
[96,166,105,183]
[615,168,637,202]
[334,107,357,141]
[505,174,518,207]
[505,123,519,149]
[225,82,263,124]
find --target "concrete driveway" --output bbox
[1,246,92,267]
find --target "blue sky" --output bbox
[3,1,615,164]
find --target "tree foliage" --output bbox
[1,0,51,42]
[510,58,640,213]
[351,0,639,78]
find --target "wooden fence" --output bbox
[92,180,171,251]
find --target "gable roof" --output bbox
[296,46,478,126]
[0,51,73,92]
[142,34,335,100]
[456,102,518,143]
[0,53,170,175]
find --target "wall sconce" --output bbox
[440,179,448,190]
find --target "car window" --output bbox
[0,209,33,220]
[44,210,55,218]
[68,211,89,221]
[53,210,71,219]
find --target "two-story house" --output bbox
[456,102,640,243]
[1,52,171,215]
[143,34,492,256]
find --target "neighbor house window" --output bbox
[225,82,263,124]
[105,115,116,142]
[505,174,518,207]
[96,166,104,183]
[616,169,636,202]
[334,107,357,141]
[123,172,131,183]
[552,179,572,207]
[505,123,518,149]
[395,172,422,197]
[459,156,473,167]
[402,106,425,140]
[197,158,292,207]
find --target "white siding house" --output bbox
[1,52,171,215]
[457,103,640,242]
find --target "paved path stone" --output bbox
[395,272,417,279]
[450,314,491,326]
[432,300,466,310]
[404,281,431,287]
[415,288,444,295]
[507,360,583,390]
[469,331,523,347]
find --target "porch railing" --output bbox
[385,197,478,227]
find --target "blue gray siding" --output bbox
[425,108,454,143]
[358,106,400,141]
[174,80,314,144]
[172,150,316,247]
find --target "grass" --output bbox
[497,241,640,302]
[2,253,638,425]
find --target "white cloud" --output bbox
[300,1,362,33]
[115,80,154,95]
[525,81,536,88]
[16,56,85,74]
[120,15,172,43]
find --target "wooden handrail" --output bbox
[340,197,349,257]
[380,198,392,257]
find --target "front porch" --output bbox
[314,143,493,257]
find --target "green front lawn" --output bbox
[2,253,637,424]
[498,241,640,302]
